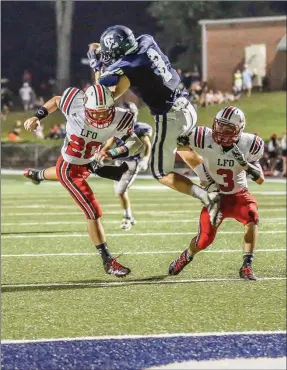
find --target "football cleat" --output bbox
[104,257,131,278]
[239,264,257,281]
[120,217,136,231]
[168,249,193,276]
[24,168,43,185]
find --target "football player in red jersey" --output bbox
[23,84,141,278]
[169,106,265,280]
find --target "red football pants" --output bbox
[196,189,259,250]
[56,156,102,219]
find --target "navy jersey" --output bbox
[115,121,152,161]
[98,35,187,115]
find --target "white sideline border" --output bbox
[2,330,286,344]
[1,248,285,258]
[1,217,286,226]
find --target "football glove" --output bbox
[231,144,247,167]
[87,48,101,71]
[138,156,149,172]
[177,134,190,147]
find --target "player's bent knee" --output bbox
[243,205,259,225]
[196,232,215,250]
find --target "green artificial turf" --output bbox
[1,176,286,340]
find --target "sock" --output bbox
[96,242,112,264]
[185,249,194,262]
[37,169,46,180]
[190,184,207,203]
[124,208,132,219]
[243,253,254,265]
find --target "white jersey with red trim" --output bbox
[189,126,264,194]
[58,87,134,165]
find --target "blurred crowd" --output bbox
[177,64,260,110]
[2,69,287,178]
[260,132,287,177]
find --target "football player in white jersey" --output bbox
[23,84,138,277]
[169,106,265,280]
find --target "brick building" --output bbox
[199,16,286,91]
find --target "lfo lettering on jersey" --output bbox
[189,126,264,194]
[59,87,134,165]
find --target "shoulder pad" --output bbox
[59,87,82,115]
[116,111,134,132]
[193,126,209,149]
[249,135,264,155]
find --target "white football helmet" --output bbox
[84,84,115,128]
[212,106,246,146]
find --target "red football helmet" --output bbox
[212,106,246,146]
[84,84,115,128]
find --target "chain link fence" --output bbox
[1,143,62,169]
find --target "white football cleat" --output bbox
[120,217,136,231]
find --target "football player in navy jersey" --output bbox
[101,102,152,230]
[87,25,221,226]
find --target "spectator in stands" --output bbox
[233,69,243,100]
[1,86,13,121]
[205,89,214,106]
[267,134,280,175]
[19,82,34,111]
[59,123,66,139]
[22,70,32,84]
[281,131,287,177]
[45,124,61,140]
[182,71,192,90]
[190,65,200,85]
[242,64,253,97]
[213,90,224,105]
[8,127,21,142]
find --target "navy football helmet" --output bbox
[100,25,138,65]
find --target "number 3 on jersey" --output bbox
[217,169,235,192]
[66,134,101,159]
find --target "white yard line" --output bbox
[2,277,285,291]
[1,217,286,226]
[1,230,286,239]
[2,248,285,258]
[2,329,285,344]
[2,202,285,209]
[2,208,286,217]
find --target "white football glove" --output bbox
[138,156,150,172]
[24,117,40,131]
[87,43,101,71]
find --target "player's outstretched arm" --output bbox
[24,96,61,131]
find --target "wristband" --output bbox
[107,145,129,159]
[35,107,49,120]
[246,164,261,181]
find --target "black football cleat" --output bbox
[239,264,257,281]
[24,168,43,185]
[104,257,131,278]
[168,249,193,276]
